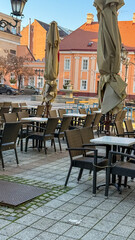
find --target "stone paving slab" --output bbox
[0,132,135,239]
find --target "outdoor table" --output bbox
[90,136,135,147]
[63,113,86,118]
[91,136,135,191]
[21,117,48,123]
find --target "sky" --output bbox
[0,0,135,31]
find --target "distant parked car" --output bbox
[0,84,18,95]
[20,85,40,95]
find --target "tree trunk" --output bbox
[18,75,22,92]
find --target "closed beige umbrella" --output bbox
[42,21,60,103]
[94,0,127,114]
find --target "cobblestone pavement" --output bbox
[0,95,135,239]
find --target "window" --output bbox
[37,77,44,88]
[63,79,70,86]
[10,72,15,80]
[64,59,70,70]
[80,80,87,90]
[82,58,88,70]
[29,76,35,87]
[11,27,16,35]
[10,49,16,55]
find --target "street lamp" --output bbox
[0,0,27,28]
[121,46,135,83]
[35,69,44,79]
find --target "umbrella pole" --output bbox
[105,112,111,135]
[45,101,51,118]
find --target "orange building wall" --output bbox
[21,20,46,61]
[58,52,98,96]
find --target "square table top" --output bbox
[91,136,135,147]
[63,113,86,118]
[21,117,48,123]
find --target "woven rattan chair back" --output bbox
[92,113,102,129]
[0,102,3,107]
[125,119,134,132]
[36,105,44,117]
[115,110,122,121]
[90,107,98,113]
[4,113,17,123]
[17,111,29,120]
[45,118,58,135]
[3,102,11,107]
[65,129,83,157]
[12,107,21,113]
[59,117,72,133]
[79,108,86,114]
[0,107,10,116]
[115,121,124,136]
[58,109,66,118]
[11,103,19,108]
[120,110,127,122]
[80,127,94,145]
[2,122,21,145]
[84,113,95,127]
[49,109,57,118]
[20,102,27,107]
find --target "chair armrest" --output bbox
[108,150,135,166]
[82,143,108,147]
[66,147,97,153]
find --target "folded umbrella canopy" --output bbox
[42,21,60,103]
[94,0,127,114]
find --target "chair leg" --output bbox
[105,166,111,197]
[53,139,56,152]
[77,168,83,181]
[20,139,23,151]
[14,148,19,165]
[65,165,72,186]
[25,138,29,152]
[43,140,47,154]
[93,167,97,196]
[58,137,62,151]
[0,151,4,170]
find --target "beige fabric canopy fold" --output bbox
[42,21,60,103]
[94,0,127,114]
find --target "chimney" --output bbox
[28,18,31,49]
[87,13,94,24]
[133,13,135,23]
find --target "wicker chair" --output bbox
[3,102,11,107]
[58,109,66,118]
[54,116,72,151]
[30,105,44,117]
[105,151,135,197]
[17,111,33,151]
[49,109,58,118]
[92,113,102,136]
[25,118,58,154]
[83,113,95,128]
[64,128,107,195]
[3,113,17,123]
[124,119,135,137]
[79,108,87,114]
[0,122,21,169]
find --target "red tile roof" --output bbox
[60,21,135,52]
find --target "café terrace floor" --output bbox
[0,139,135,240]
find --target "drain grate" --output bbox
[0,180,47,207]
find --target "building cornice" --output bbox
[60,51,97,54]
[0,37,20,45]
